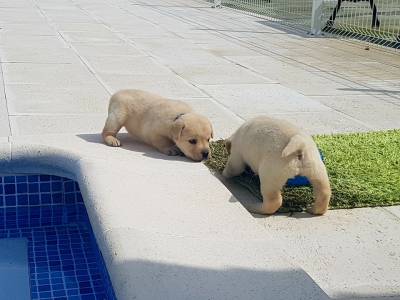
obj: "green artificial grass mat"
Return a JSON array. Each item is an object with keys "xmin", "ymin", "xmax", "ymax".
[{"xmin": 205, "ymin": 130, "xmax": 400, "ymax": 213}]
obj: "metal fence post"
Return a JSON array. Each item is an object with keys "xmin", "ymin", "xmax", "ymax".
[{"xmin": 311, "ymin": 0, "xmax": 324, "ymax": 35}]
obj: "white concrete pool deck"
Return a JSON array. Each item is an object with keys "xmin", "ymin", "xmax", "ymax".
[{"xmin": 0, "ymin": 0, "xmax": 400, "ymax": 299}]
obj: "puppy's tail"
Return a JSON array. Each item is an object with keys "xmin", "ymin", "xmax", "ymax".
[{"xmin": 281, "ymin": 134, "xmax": 307, "ymax": 158}]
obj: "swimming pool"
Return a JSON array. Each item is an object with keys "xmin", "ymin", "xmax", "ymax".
[{"xmin": 0, "ymin": 174, "xmax": 116, "ymax": 300}]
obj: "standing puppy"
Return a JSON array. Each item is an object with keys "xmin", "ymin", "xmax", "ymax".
[
  {"xmin": 222, "ymin": 116, "xmax": 331, "ymax": 215},
  {"xmin": 102, "ymin": 89, "xmax": 213, "ymax": 162}
]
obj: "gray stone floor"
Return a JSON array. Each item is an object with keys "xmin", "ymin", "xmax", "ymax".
[{"xmin": 1, "ymin": 0, "xmax": 400, "ymax": 298}]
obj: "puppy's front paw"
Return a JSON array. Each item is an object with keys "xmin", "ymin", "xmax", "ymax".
[
  {"xmin": 164, "ymin": 145, "xmax": 183, "ymax": 156},
  {"xmin": 104, "ymin": 136, "xmax": 121, "ymax": 147},
  {"xmin": 306, "ymin": 206, "xmax": 328, "ymax": 215}
]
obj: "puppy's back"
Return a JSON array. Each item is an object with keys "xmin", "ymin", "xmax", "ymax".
[{"xmin": 109, "ymin": 89, "xmax": 165, "ymax": 115}]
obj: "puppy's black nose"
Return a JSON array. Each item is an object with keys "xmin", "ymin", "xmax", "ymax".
[{"xmin": 202, "ymin": 150, "xmax": 209, "ymax": 159}]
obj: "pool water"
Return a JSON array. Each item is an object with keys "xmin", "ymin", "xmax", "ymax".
[{"xmin": 0, "ymin": 175, "xmax": 116, "ymax": 300}]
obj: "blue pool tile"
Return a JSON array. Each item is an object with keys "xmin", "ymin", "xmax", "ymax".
[
  {"xmin": 17, "ymin": 183, "xmax": 28, "ymax": 193},
  {"xmin": 5, "ymin": 195, "xmax": 16, "ymax": 206},
  {"xmin": 29, "ymin": 183, "xmax": 39, "ymax": 193},
  {"xmin": 39, "ymin": 291, "xmax": 52, "ymax": 298},
  {"xmin": 40, "ymin": 194, "xmax": 51, "ymax": 205},
  {"xmin": 4, "ymin": 176, "xmax": 16, "ymax": 184},
  {"xmin": 4, "ymin": 184, "xmax": 16, "ymax": 195},
  {"xmin": 39, "ymin": 175, "xmax": 51, "ymax": 182},
  {"xmin": 82, "ymin": 294, "xmax": 96, "ymax": 300},
  {"xmin": 65, "ymin": 193, "xmax": 76, "ymax": 204},
  {"xmin": 51, "ymin": 182, "xmax": 62, "ymax": 192},
  {"xmin": 17, "ymin": 194, "xmax": 29, "ymax": 206},
  {"xmin": 28, "ymin": 175, "xmax": 39, "ymax": 182},
  {"xmin": 16, "ymin": 176, "xmax": 27, "ymax": 183},
  {"xmin": 52, "ymin": 193, "xmax": 63, "ymax": 204},
  {"xmin": 53, "ymin": 290, "xmax": 66, "ymax": 297},
  {"xmin": 29, "ymin": 194, "xmax": 40, "ymax": 206},
  {"xmin": 0, "ymin": 175, "xmax": 116, "ymax": 300},
  {"xmin": 40, "ymin": 183, "xmax": 51, "ymax": 193},
  {"xmin": 77, "ymin": 193, "xmax": 84, "ymax": 203},
  {"xmin": 64, "ymin": 181, "xmax": 75, "ymax": 193}
]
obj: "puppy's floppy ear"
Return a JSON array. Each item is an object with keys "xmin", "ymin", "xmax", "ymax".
[
  {"xmin": 172, "ymin": 119, "xmax": 185, "ymax": 141},
  {"xmin": 225, "ymin": 139, "xmax": 232, "ymax": 155}
]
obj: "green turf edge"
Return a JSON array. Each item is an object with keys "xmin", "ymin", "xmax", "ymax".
[{"xmin": 205, "ymin": 130, "xmax": 400, "ymax": 212}]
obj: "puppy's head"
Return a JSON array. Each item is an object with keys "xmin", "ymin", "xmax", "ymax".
[{"xmin": 172, "ymin": 113, "xmax": 213, "ymax": 162}]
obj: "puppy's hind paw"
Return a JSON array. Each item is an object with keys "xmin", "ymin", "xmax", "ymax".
[{"xmin": 104, "ymin": 136, "xmax": 121, "ymax": 147}]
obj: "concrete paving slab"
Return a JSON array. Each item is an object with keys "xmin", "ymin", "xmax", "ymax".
[
  {"xmin": 106, "ymin": 228, "xmax": 329, "ymax": 300},
  {"xmin": 149, "ymin": 48, "xmax": 227, "ymax": 67},
  {"xmin": 0, "ymin": 47, "xmax": 81, "ymax": 64},
  {"xmin": 201, "ymin": 83, "xmax": 331, "ymax": 119},
  {"xmin": 0, "ymin": 71, "xmax": 10, "ymax": 137},
  {"xmin": 60, "ymin": 31, "xmax": 123, "ymax": 43},
  {"xmin": 311, "ymin": 95, "xmax": 400, "ymax": 130},
  {"xmin": 255, "ymin": 208, "xmax": 400, "ymax": 298},
  {"xmin": 132, "ymin": 37, "xmax": 199, "ymax": 52},
  {"xmin": 43, "ymin": 11, "xmax": 94, "ymax": 23},
  {"xmin": 98, "ymin": 73, "xmax": 206, "ymax": 98},
  {"xmin": 72, "ymin": 43, "xmax": 144, "ymax": 57},
  {"xmin": 5, "ymin": 84, "xmax": 109, "ymax": 114},
  {"xmin": 171, "ymin": 63, "xmax": 272, "ymax": 85},
  {"xmin": 178, "ymin": 97, "xmax": 244, "ymax": 138},
  {"xmin": 199, "ymin": 42, "xmax": 261, "ymax": 57},
  {"xmin": 84, "ymin": 56, "xmax": 173, "ymax": 75},
  {"xmin": 0, "ymin": 34, "xmax": 67, "ymax": 48},
  {"xmin": 2, "ymin": 63, "xmax": 101, "ymax": 86},
  {"xmin": 9, "ymin": 114, "xmax": 105, "ymax": 135},
  {"xmin": 0, "ymin": 0, "xmax": 33, "ymax": 8},
  {"xmin": 0, "ymin": 23, "xmax": 56, "ymax": 35},
  {"xmin": 270, "ymin": 112, "xmax": 372, "ymax": 134},
  {"xmin": 385, "ymin": 206, "xmax": 400, "ymax": 219},
  {"xmin": 0, "ymin": 10, "xmax": 44, "ymax": 24},
  {"xmin": 225, "ymin": 55, "xmax": 366, "ymax": 96},
  {"xmin": 54, "ymin": 23, "xmax": 116, "ymax": 32}
]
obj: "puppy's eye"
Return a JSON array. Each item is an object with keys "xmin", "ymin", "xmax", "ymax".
[
  {"xmin": 207, "ymin": 138, "xmax": 210, "ymax": 142},
  {"xmin": 189, "ymin": 139, "xmax": 197, "ymax": 145}
]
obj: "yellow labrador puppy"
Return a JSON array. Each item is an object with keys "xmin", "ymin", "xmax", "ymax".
[
  {"xmin": 223, "ymin": 116, "xmax": 331, "ymax": 215},
  {"xmin": 102, "ymin": 89, "xmax": 213, "ymax": 162}
]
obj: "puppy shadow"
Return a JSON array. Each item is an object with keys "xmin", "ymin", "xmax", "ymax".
[
  {"xmin": 213, "ymin": 173, "xmax": 316, "ymax": 219},
  {"xmin": 76, "ymin": 133, "xmax": 195, "ymax": 163}
]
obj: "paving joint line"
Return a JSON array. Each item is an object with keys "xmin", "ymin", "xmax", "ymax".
[
  {"xmin": 79, "ymin": 0, "xmax": 245, "ymax": 123},
  {"xmin": 0, "ymin": 62, "xmax": 12, "ymax": 137},
  {"xmin": 30, "ymin": 0, "xmax": 113, "ymax": 97},
  {"xmin": 149, "ymin": 1, "xmax": 399, "ymax": 98}
]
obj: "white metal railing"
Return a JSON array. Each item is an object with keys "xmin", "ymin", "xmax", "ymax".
[
  {"xmin": 213, "ymin": 0, "xmax": 314, "ymax": 29},
  {"xmin": 212, "ymin": 0, "xmax": 400, "ymax": 49},
  {"xmin": 320, "ymin": 0, "xmax": 400, "ymax": 48}
]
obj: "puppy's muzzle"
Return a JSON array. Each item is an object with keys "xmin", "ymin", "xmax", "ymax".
[{"xmin": 202, "ymin": 150, "xmax": 209, "ymax": 160}]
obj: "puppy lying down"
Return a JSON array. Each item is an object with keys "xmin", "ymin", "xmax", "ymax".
[
  {"xmin": 223, "ymin": 116, "xmax": 331, "ymax": 215},
  {"xmin": 102, "ymin": 89, "xmax": 213, "ymax": 162}
]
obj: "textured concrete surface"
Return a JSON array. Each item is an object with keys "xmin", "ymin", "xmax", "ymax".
[
  {"xmin": 0, "ymin": 0, "xmax": 400, "ymax": 299},
  {"xmin": 1, "ymin": 135, "xmax": 330, "ymax": 300}
]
